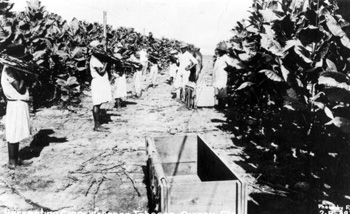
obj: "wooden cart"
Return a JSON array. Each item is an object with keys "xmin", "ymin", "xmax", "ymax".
[
  {"xmin": 146, "ymin": 135, "xmax": 247, "ymax": 214},
  {"xmin": 184, "ymin": 84, "xmax": 216, "ymax": 109}
]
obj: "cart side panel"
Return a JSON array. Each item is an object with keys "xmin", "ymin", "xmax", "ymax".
[
  {"xmin": 197, "ymin": 136, "xmax": 238, "ymax": 181},
  {"xmin": 153, "ymin": 135, "xmax": 198, "ymax": 176},
  {"xmin": 153, "ymin": 135, "xmax": 197, "ymax": 162},
  {"xmin": 168, "ymin": 181, "xmax": 240, "ymax": 213}
]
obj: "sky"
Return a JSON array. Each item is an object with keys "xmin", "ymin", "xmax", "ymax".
[{"xmin": 12, "ymin": 0, "xmax": 252, "ymax": 55}]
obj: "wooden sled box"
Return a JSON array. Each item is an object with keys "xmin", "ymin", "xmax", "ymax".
[
  {"xmin": 184, "ymin": 84, "xmax": 216, "ymax": 109},
  {"xmin": 146, "ymin": 135, "xmax": 247, "ymax": 214}
]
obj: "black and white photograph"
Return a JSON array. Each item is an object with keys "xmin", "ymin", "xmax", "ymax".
[{"xmin": 0, "ymin": 0, "xmax": 350, "ymax": 213}]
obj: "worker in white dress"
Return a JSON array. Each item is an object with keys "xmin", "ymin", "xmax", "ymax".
[
  {"xmin": 89, "ymin": 40, "xmax": 112, "ymax": 131},
  {"xmin": 139, "ymin": 47, "xmax": 149, "ymax": 81},
  {"xmin": 1, "ymin": 44, "xmax": 34, "ymax": 169}
]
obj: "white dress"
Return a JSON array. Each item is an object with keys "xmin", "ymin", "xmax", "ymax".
[
  {"xmin": 169, "ymin": 63, "xmax": 177, "ymax": 79},
  {"xmin": 149, "ymin": 64, "xmax": 158, "ymax": 85},
  {"xmin": 212, "ymin": 54, "xmax": 234, "ymax": 89},
  {"xmin": 1, "ymin": 66, "xmax": 31, "ymax": 143},
  {"xmin": 113, "ymin": 73, "xmax": 127, "ymax": 99},
  {"xmin": 90, "ymin": 55, "xmax": 112, "ymax": 105}
]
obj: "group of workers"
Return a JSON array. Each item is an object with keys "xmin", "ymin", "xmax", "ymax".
[
  {"xmin": 1, "ymin": 39, "xmax": 234, "ymax": 169},
  {"xmin": 89, "ymin": 40, "xmax": 161, "ymax": 132},
  {"xmin": 168, "ymin": 40, "xmax": 235, "ymax": 110}
]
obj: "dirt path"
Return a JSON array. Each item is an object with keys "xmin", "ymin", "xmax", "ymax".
[{"xmin": 0, "ymin": 56, "xmax": 254, "ymax": 213}]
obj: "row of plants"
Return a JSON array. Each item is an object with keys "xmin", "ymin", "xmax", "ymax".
[
  {"xmin": 0, "ymin": 0, "xmax": 190, "ymax": 109},
  {"xmin": 220, "ymin": 0, "xmax": 350, "ymax": 208}
]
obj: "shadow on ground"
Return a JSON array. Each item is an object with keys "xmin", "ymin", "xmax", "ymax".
[{"xmin": 19, "ymin": 129, "xmax": 67, "ymax": 160}]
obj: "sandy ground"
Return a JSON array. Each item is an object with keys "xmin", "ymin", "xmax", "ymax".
[{"xmin": 0, "ymin": 56, "xmax": 255, "ymax": 213}]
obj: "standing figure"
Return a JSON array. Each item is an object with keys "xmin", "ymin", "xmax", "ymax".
[
  {"xmin": 139, "ymin": 47, "xmax": 149, "ymax": 81},
  {"xmin": 212, "ymin": 41, "xmax": 234, "ymax": 109},
  {"xmin": 112, "ymin": 70, "xmax": 127, "ymax": 110},
  {"xmin": 168, "ymin": 50, "xmax": 178, "ymax": 85},
  {"xmin": 89, "ymin": 40, "xmax": 112, "ymax": 131},
  {"xmin": 177, "ymin": 42, "xmax": 198, "ymax": 100},
  {"xmin": 149, "ymin": 55, "xmax": 159, "ymax": 88},
  {"xmin": 130, "ymin": 52, "xmax": 143, "ymax": 98},
  {"xmin": 1, "ymin": 44, "xmax": 33, "ymax": 169}
]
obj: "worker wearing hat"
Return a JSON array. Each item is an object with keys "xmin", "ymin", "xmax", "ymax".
[
  {"xmin": 212, "ymin": 41, "xmax": 235, "ymax": 110},
  {"xmin": 1, "ymin": 44, "xmax": 34, "ymax": 169},
  {"xmin": 176, "ymin": 42, "xmax": 198, "ymax": 100},
  {"xmin": 89, "ymin": 40, "xmax": 112, "ymax": 131}
]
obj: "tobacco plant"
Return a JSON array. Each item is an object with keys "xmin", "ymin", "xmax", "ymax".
[
  {"xmin": 0, "ymin": 0, "xmax": 188, "ymax": 108},
  {"xmin": 223, "ymin": 0, "xmax": 350, "ymax": 206}
]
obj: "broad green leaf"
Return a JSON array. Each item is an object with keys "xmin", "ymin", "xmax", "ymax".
[
  {"xmin": 72, "ymin": 85, "xmax": 81, "ymax": 94},
  {"xmin": 32, "ymin": 50, "xmax": 47, "ymax": 61},
  {"xmin": 312, "ymin": 101, "xmax": 325, "ymax": 110},
  {"xmin": 340, "ymin": 36, "xmax": 350, "ymax": 50},
  {"xmin": 71, "ymin": 47, "xmax": 82, "ymax": 58},
  {"xmin": 324, "ymin": 107, "xmax": 335, "ymax": 119},
  {"xmin": 294, "ymin": 45, "xmax": 312, "ymax": 64},
  {"xmin": 325, "ymin": 14, "xmax": 346, "ymax": 37},
  {"xmin": 70, "ymin": 17, "xmax": 80, "ymax": 35},
  {"xmin": 56, "ymin": 79, "xmax": 66, "ymax": 86},
  {"xmin": 280, "ymin": 64, "xmax": 290, "ymax": 82},
  {"xmin": 259, "ymin": 69, "xmax": 284, "ymax": 82},
  {"xmin": 67, "ymin": 76, "xmax": 78, "ymax": 86},
  {"xmin": 76, "ymin": 66, "xmax": 86, "ymax": 72},
  {"xmin": 235, "ymin": 82, "xmax": 254, "ymax": 91},
  {"xmin": 283, "ymin": 96, "xmax": 308, "ymax": 111},
  {"xmin": 61, "ymin": 94, "xmax": 69, "ymax": 102},
  {"xmin": 323, "ymin": 88, "xmax": 350, "ymax": 104},
  {"xmin": 319, "ymin": 72, "xmax": 350, "ymax": 90},
  {"xmin": 325, "ymin": 59, "xmax": 337, "ymax": 72},
  {"xmin": 260, "ymin": 9, "xmax": 281, "ymax": 22},
  {"xmin": 260, "ymin": 33, "xmax": 284, "ymax": 56},
  {"xmin": 325, "ymin": 117, "xmax": 350, "ymax": 133},
  {"xmin": 310, "ymin": 92, "xmax": 325, "ymax": 101}
]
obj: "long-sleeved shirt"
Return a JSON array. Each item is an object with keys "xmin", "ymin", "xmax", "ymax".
[{"xmin": 212, "ymin": 54, "xmax": 234, "ymax": 89}]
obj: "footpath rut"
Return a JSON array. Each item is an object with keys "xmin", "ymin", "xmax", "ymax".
[{"xmin": 0, "ymin": 56, "xmax": 252, "ymax": 212}]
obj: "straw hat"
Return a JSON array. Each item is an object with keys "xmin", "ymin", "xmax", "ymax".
[
  {"xmin": 180, "ymin": 42, "xmax": 188, "ymax": 49},
  {"xmin": 216, "ymin": 42, "xmax": 227, "ymax": 52}
]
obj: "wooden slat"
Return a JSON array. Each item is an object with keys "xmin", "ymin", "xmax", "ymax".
[
  {"xmin": 169, "ymin": 181, "xmax": 241, "ymax": 213},
  {"xmin": 153, "ymin": 135, "xmax": 198, "ymax": 164},
  {"xmin": 162, "ymin": 162, "xmax": 197, "ymax": 176},
  {"xmin": 167, "ymin": 175, "xmax": 201, "ymax": 183}
]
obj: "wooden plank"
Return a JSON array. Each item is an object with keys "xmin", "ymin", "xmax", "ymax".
[
  {"xmin": 153, "ymin": 135, "xmax": 198, "ymax": 164},
  {"xmin": 162, "ymin": 162, "xmax": 197, "ymax": 176},
  {"xmin": 168, "ymin": 181, "xmax": 241, "ymax": 213},
  {"xmin": 167, "ymin": 175, "xmax": 201, "ymax": 183}
]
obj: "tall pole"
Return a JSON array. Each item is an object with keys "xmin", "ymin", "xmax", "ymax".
[{"xmin": 103, "ymin": 11, "xmax": 107, "ymax": 52}]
